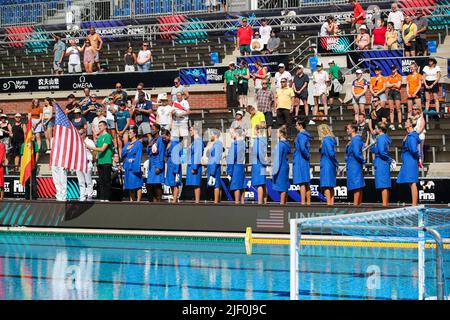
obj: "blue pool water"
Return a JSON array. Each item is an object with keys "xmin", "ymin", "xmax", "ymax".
[{"xmin": 0, "ymin": 232, "xmax": 448, "ymax": 300}]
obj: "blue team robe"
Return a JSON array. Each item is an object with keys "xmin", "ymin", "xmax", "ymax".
[
  {"xmin": 293, "ymin": 130, "xmax": 312, "ymax": 185},
  {"xmin": 227, "ymin": 139, "xmax": 246, "ymax": 191},
  {"xmin": 346, "ymin": 134, "xmax": 366, "ymax": 191},
  {"xmin": 250, "ymin": 137, "xmax": 268, "ymax": 187},
  {"xmin": 207, "ymin": 140, "xmax": 223, "ymax": 189},
  {"xmin": 146, "ymin": 136, "xmax": 166, "ymax": 184},
  {"xmin": 121, "ymin": 140, "xmax": 143, "ymax": 190},
  {"xmin": 370, "ymin": 133, "xmax": 392, "ymax": 189},
  {"xmin": 165, "ymin": 140, "xmax": 183, "ymax": 187},
  {"xmin": 186, "ymin": 137, "xmax": 204, "ymax": 186},
  {"xmin": 272, "ymin": 140, "xmax": 291, "ymax": 192},
  {"xmin": 320, "ymin": 136, "xmax": 339, "ymax": 188},
  {"xmin": 397, "ymin": 131, "xmax": 421, "ymax": 184}
]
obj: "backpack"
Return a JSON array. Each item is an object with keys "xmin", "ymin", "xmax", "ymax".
[{"xmin": 338, "ymin": 70, "xmax": 345, "ymax": 84}]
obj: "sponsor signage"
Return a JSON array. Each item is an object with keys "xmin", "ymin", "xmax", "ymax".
[
  {"xmin": 236, "ymin": 54, "xmax": 289, "ymax": 74},
  {"xmin": 179, "ymin": 66, "xmax": 228, "ymax": 85},
  {"xmin": 317, "ymin": 35, "xmax": 355, "ymax": 54}
]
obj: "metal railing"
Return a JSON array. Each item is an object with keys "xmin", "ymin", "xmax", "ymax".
[{"xmin": 257, "ymin": 0, "xmax": 388, "ymax": 9}]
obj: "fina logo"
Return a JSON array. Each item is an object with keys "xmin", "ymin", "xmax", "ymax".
[
  {"xmin": 2, "ymin": 80, "xmax": 29, "ymax": 91},
  {"xmin": 419, "ymin": 180, "xmax": 435, "ymax": 201},
  {"xmin": 73, "ymin": 75, "xmax": 93, "ymax": 89}
]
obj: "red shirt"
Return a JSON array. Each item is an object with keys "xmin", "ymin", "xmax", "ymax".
[
  {"xmin": 237, "ymin": 26, "xmax": 253, "ymax": 45},
  {"xmin": 373, "ymin": 27, "xmax": 387, "ymax": 46},
  {"xmin": 353, "ymin": 3, "xmax": 365, "ymax": 24}
]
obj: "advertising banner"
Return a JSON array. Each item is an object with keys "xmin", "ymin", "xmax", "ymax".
[
  {"xmin": 179, "ymin": 66, "xmax": 228, "ymax": 85},
  {"xmin": 236, "ymin": 54, "xmax": 289, "ymax": 74},
  {"xmin": 317, "ymin": 35, "xmax": 355, "ymax": 54}
]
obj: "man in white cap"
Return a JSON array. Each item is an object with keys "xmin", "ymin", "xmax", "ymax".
[
  {"xmin": 224, "ymin": 61, "xmax": 239, "ymax": 110},
  {"xmin": 156, "ymin": 93, "xmax": 172, "ymax": 130},
  {"xmin": 275, "ymin": 63, "xmax": 292, "ymax": 89},
  {"xmin": 312, "ymin": 62, "xmax": 329, "ymax": 119},
  {"xmin": 356, "ymin": 24, "xmax": 370, "ymax": 50},
  {"xmin": 328, "ymin": 59, "xmax": 343, "ymax": 108}
]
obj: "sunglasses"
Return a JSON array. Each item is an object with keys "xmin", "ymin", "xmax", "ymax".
[
  {"xmin": 143, "ymin": 44, "xmax": 149, "ymax": 47},
  {"xmin": 116, "ymin": 86, "xmax": 122, "ymax": 88},
  {"xmin": 412, "ymin": 108, "xmax": 419, "ymax": 110}
]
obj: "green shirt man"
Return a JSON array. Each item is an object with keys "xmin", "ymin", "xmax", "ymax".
[
  {"xmin": 328, "ymin": 62, "xmax": 340, "ymax": 80},
  {"xmin": 224, "ymin": 66, "xmax": 238, "ymax": 86},
  {"xmin": 96, "ymin": 132, "xmax": 113, "ymax": 165},
  {"xmin": 237, "ymin": 66, "xmax": 249, "ymax": 84}
]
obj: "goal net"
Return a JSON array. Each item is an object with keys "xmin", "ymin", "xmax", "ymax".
[{"xmin": 290, "ymin": 206, "xmax": 450, "ymax": 300}]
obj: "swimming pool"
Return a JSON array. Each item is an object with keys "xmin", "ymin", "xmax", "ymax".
[{"xmin": 0, "ymin": 232, "xmax": 447, "ymax": 300}]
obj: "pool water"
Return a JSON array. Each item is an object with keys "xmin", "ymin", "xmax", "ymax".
[{"xmin": 0, "ymin": 232, "xmax": 447, "ymax": 300}]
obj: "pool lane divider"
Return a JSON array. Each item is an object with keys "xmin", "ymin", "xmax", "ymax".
[{"xmin": 244, "ymin": 227, "xmax": 450, "ymax": 255}]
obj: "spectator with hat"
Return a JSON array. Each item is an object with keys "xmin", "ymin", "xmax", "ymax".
[
  {"xmin": 328, "ymin": 59, "xmax": 343, "ymax": 109},
  {"xmin": 351, "ymin": 69, "xmax": 369, "ymax": 121},
  {"xmin": 267, "ymin": 30, "xmax": 280, "ymax": 54},
  {"xmin": 275, "ymin": 77, "xmax": 295, "ymax": 128},
  {"xmin": 236, "ymin": 60, "xmax": 250, "ymax": 109},
  {"xmin": 237, "ymin": 17, "xmax": 253, "ymax": 56},
  {"xmin": 293, "ymin": 65, "xmax": 311, "ymax": 120},
  {"xmin": 312, "ymin": 62, "xmax": 329, "ymax": 119},
  {"xmin": 82, "ymin": 93, "xmax": 102, "ymax": 137},
  {"xmin": 274, "ymin": 63, "xmax": 292, "ymax": 89},
  {"xmin": 250, "ymin": 32, "xmax": 263, "ymax": 53},
  {"xmin": 11, "ymin": 113, "xmax": 26, "ymax": 173},
  {"xmin": 414, "ymin": 9, "xmax": 428, "ymax": 56},
  {"xmin": 230, "ymin": 110, "xmax": 249, "ymax": 137},
  {"xmin": 370, "ymin": 65, "xmax": 387, "ymax": 109},
  {"xmin": 224, "ymin": 61, "xmax": 239, "ymax": 110},
  {"xmin": 156, "ymin": 93, "xmax": 172, "ymax": 130},
  {"xmin": 71, "ymin": 108, "xmax": 87, "ymax": 131},
  {"xmin": 386, "ymin": 64, "xmax": 403, "ymax": 130},
  {"xmin": 356, "ymin": 25, "xmax": 370, "ymax": 50}
]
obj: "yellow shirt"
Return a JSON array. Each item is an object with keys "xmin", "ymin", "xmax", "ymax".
[
  {"xmin": 276, "ymin": 87, "xmax": 295, "ymax": 110},
  {"xmin": 250, "ymin": 111, "xmax": 266, "ymax": 138},
  {"xmin": 402, "ymin": 23, "xmax": 417, "ymax": 43}
]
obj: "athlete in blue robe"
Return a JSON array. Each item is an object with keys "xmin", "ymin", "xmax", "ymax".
[
  {"xmin": 121, "ymin": 139, "xmax": 143, "ymax": 190},
  {"xmin": 397, "ymin": 131, "xmax": 421, "ymax": 185},
  {"xmin": 146, "ymin": 136, "xmax": 166, "ymax": 185},
  {"xmin": 293, "ymin": 130, "xmax": 312, "ymax": 185},
  {"xmin": 371, "ymin": 133, "xmax": 392, "ymax": 190},
  {"xmin": 165, "ymin": 139, "xmax": 182, "ymax": 187},
  {"xmin": 186, "ymin": 137, "xmax": 204, "ymax": 187},
  {"xmin": 272, "ymin": 138, "xmax": 291, "ymax": 204},
  {"xmin": 207, "ymin": 139, "xmax": 223, "ymax": 190},
  {"xmin": 227, "ymin": 139, "xmax": 246, "ymax": 204},
  {"xmin": 320, "ymin": 135, "xmax": 339, "ymax": 188},
  {"xmin": 250, "ymin": 137, "xmax": 267, "ymax": 187},
  {"xmin": 345, "ymin": 134, "xmax": 366, "ymax": 192}
]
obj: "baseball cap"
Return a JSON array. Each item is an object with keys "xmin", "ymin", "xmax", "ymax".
[
  {"xmin": 390, "ymin": 64, "xmax": 398, "ymax": 69},
  {"xmin": 236, "ymin": 110, "xmax": 244, "ymax": 117},
  {"xmin": 359, "ymin": 24, "xmax": 367, "ymax": 30},
  {"xmin": 228, "ymin": 61, "xmax": 235, "ymax": 65},
  {"xmin": 74, "ymin": 108, "xmax": 81, "ymax": 113},
  {"xmin": 374, "ymin": 66, "xmax": 381, "ymax": 71},
  {"xmin": 278, "ymin": 63, "xmax": 285, "ymax": 68},
  {"xmin": 14, "ymin": 113, "xmax": 21, "ymax": 117},
  {"xmin": 157, "ymin": 93, "xmax": 168, "ymax": 101},
  {"xmin": 356, "ymin": 69, "xmax": 363, "ymax": 74},
  {"xmin": 328, "ymin": 59, "xmax": 335, "ymax": 64},
  {"xmin": 297, "ymin": 64, "xmax": 304, "ymax": 69},
  {"xmin": 0, "ymin": 114, "xmax": 7, "ymax": 118},
  {"xmin": 67, "ymin": 94, "xmax": 75, "ymax": 99},
  {"xmin": 317, "ymin": 62, "xmax": 323, "ymax": 67}
]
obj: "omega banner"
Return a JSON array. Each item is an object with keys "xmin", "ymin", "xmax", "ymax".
[
  {"xmin": 0, "ymin": 70, "xmax": 178, "ymax": 93},
  {"xmin": 5, "ymin": 176, "xmax": 449, "ymax": 204}
]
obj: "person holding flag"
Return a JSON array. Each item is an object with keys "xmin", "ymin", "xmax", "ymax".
[
  {"xmin": 51, "ymin": 102, "xmax": 89, "ymax": 201},
  {"xmin": 20, "ymin": 115, "xmax": 39, "ymax": 200}
]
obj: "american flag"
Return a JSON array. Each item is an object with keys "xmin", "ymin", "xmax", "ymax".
[
  {"xmin": 50, "ymin": 104, "xmax": 88, "ymax": 173},
  {"xmin": 256, "ymin": 209, "xmax": 285, "ymax": 229}
]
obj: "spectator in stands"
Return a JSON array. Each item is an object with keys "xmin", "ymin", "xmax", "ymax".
[
  {"xmin": 137, "ymin": 42, "xmax": 153, "ymax": 72},
  {"xmin": 81, "ymin": 39, "xmax": 96, "ymax": 73},
  {"xmin": 115, "ymin": 102, "xmax": 131, "ymax": 155},
  {"xmin": 104, "ymin": 96, "xmax": 118, "ymax": 149},
  {"xmin": 370, "ymin": 66, "xmax": 387, "ymax": 109},
  {"xmin": 224, "ymin": 62, "xmax": 239, "ymax": 110},
  {"xmin": 423, "ymin": 57, "xmax": 441, "ymax": 113},
  {"xmin": 29, "ymin": 98, "xmax": 43, "ymax": 152},
  {"xmin": 65, "ymin": 39, "xmax": 82, "ymax": 73},
  {"xmin": 0, "ymin": 114, "xmax": 12, "ymax": 170},
  {"xmin": 252, "ymin": 61, "xmax": 270, "ymax": 94},
  {"xmin": 312, "ymin": 62, "xmax": 329, "ymax": 119},
  {"xmin": 65, "ymin": 94, "xmax": 79, "ymax": 121},
  {"xmin": 207, "ymin": 0, "xmax": 218, "ymax": 13},
  {"xmin": 320, "ymin": 16, "xmax": 338, "ymax": 36},
  {"xmin": 356, "ymin": 25, "xmax": 370, "ymax": 50},
  {"xmin": 275, "ymin": 77, "xmax": 295, "ymax": 128},
  {"xmin": 406, "ymin": 62, "xmax": 422, "ymax": 118},
  {"xmin": 134, "ymin": 82, "xmax": 151, "ymax": 104},
  {"xmin": 111, "ymin": 83, "xmax": 128, "ymax": 105},
  {"xmin": 87, "ymin": 26, "xmax": 103, "ymax": 72},
  {"xmin": 414, "ymin": 9, "xmax": 428, "ymax": 56},
  {"xmin": 412, "ymin": 105, "xmax": 426, "ymax": 168},
  {"xmin": 402, "ymin": 15, "xmax": 417, "ymax": 57},
  {"xmin": 386, "ymin": 64, "xmax": 403, "ymax": 130},
  {"xmin": 366, "ymin": 5, "xmax": 382, "ymax": 34},
  {"xmin": 368, "ymin": 96, "xmax": 389, "ymax": 135},
  {"xmin": 274, "ymin": 63, "xmax": 292, "ymax": 89},
  {"xmin": 256, "ymin": 79, "xmax": 275, "ymax": 137},
  {"xmin": 250, "ymin": 32, "xmax": 263, "ymax": 53},
  {"xmin": 71, "ymin": 108, "xmax": 87, "ymax": 131},
  {"xmin": 230, "ymin": 110, "xmax": 249, "ymax": 138},
  {"xmin": 267, "ymin": 30, "xmax": 280, "ymax": 54},
  {"xmin": 259, "ymin": 19, "xmax": 272, "ymax": 54},
  {"xmin": 156, "ymin": 93, "xmax": 172, "ymax": 131},
  {"xmin": 82, "ymin": 93, "xmax": 102, "ymax": 136},
  {"xmin": 247, "ymin": 105, "xmax": 266, "ymax": 140},
  {"xmin": 349, "ymin": 0, "xmax": 366, "ymax": 34},
  {"xmin": 387, "ymin": 2, "xmax": 404, "ymax": 44},
  {"xmin": 352, "ymin": 69, "xmax": 368, "ymax": 121},
  {"xmin": 124, "ymin": 46, "xmax": 137, "ymax": 72},
  {"xmin": 385, "ymin": 22, "xmax": 399, "ymax": 50},
  {"xmin": 171, "ymin": 92, "xmax": 190, "ymax": 141},
  {"xmin": 293, "ymin": 65, "xmax": 310, "ymax": 120},
  {"xmin": 236, "ymin": 60, "xmax": 250, "ymax": 109},
  {"xmin": 42, "ymin": 98, "xmax": 55, "ymax": 153},
  {"xmin": 220, "ymin": 0, "xmax": 227, "ymax": 11},
  {"xmin": 237, "ymin": 17, "xmax": 253, "ymax": 56},
  {"xmin": 328, "ymin": 59, "xmax": 343, "ymax": 109},
  {"xmin": 92, "ymin": 108, "xmax": 107, "ymax": 141},
  {"xmin": 372, "ymin": 18, "xmax": 387, "ymax": 50},
  {"xmin": 171, "ymin": 77, "xmax": 189, "ymax": 103},
  {"xmin": 134, "ymin": 92, "xmax": 153, "ymax": 141},
  {"xmin": 79, "ymin": 88, "xmax": 91, "ymax": 110},
  {"xmin": 11, "ymin": 113, "xmax": 25, "ymax": 173},
  {"xmin": 53, "ymin": 35, "xmax": 66, "ymax": 75},
  {"xmin": 357, "ymin": 113, "xmax": 370, "ymax": 147}
]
